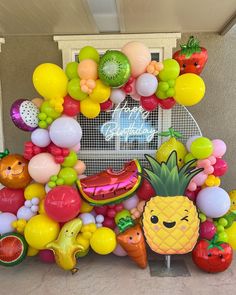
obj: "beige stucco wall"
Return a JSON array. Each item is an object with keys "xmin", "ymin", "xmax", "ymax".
[{"xmin": 0, "ymin": 33, "xmax": 235, "ymax": 190}]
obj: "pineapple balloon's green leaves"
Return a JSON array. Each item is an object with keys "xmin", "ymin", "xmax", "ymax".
[{"xmin": 143, "ymin": 151, "xmax": 203, "ymax": 196}]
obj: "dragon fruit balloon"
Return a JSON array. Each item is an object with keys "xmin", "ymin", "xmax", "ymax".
[{"xmin": 10, "ymin": 99, "xmax": 39, "ymax": 131}]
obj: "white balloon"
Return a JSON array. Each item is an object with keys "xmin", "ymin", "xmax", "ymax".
[
  {"xmin": 49, "ymin": 117, "xmax": 82, "ymax": 148},
  {"xmin": 123, "ymin": 194, "xmax": 139, "ymax": 210},
  {"xmin": 110, "ymin": 89, "xmax": 126, "ymax": 104},
  {"xmin": 17, "ymin": 206, "xmax": 36, "ymax": 221},
  {"xmin": 79, "ymin": 213, "xmax": 96, "ymax": 225},
  {"xmin": 0, "ymin": 213, "xmax": 17, "ymax": 234},
  {"xmin": 136, "ymin": 73, "xmax": 158, "ymax": 97},
  {"xmin": 196, "ymin": 187, "xmax": 230, "ymax": 218},
  {"xmin": 31, "ymin": 128, "xmax": 51, "ymax": 147},
  {"xmin": 45, "ymin": 184, "xmax": 52, "ymax": 193},
  {"xmin": 96, "ymin": 214, "xmax": 104, "ymax": 223}
]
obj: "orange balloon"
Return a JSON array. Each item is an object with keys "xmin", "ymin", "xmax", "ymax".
[
  {"xmin": 77, "ymin": 59, "xmax": 98, "ymax": 80},
  {"xmin": 73, "ymin": 160, "xmax": 86, "ymax": 175},
  {"xmin": 31, "ymin": 98, "xmax": 44, "ymax": 108},
  {"xmin": 0, "ymin": 154, "xmax": 31, "ymax": 189}
]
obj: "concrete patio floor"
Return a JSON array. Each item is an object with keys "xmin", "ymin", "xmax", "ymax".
[{"xmin": 0, "ymin": 252, "xmax": 235, "ymax": 295}]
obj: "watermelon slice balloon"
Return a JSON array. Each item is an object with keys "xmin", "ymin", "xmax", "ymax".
[{"xmin": 0, "ymin": 233, "xmax": 28, "ymax": 267}]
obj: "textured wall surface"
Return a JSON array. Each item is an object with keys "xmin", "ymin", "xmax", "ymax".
[{"xmin": 0, "ymin": 33, "xmax": 235, "ymax": 189}]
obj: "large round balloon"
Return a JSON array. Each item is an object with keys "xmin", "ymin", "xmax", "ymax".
[
  {"xmin": 28, "ymin": 153, "xmax": 60, "ymax": 184},
  {"xmin": 0, "ymin": 154, "xmax": 31, "ymax": 189},
  {"xmin": 190, "ymin": 137, "xmax": 213, "ymax": 159},
  {"xmin": 174, "ymin": 73, "xmax": 205, "ymax": 106},
  {"xmin": 90, "ymin": 227, "xmax": 116, "ymax": 255},
  {"xmin": 98, "ymin": 50, "xmax": 131, "ymax": 87},
  {"xmin": 121, "ymin": 42, "xmax": 151, "ymax": 78},
  {"xmin": 79, "ymin": 46, "xmax": 100, "ymax": 63},
  {"xmin": 80, "ymin": 98, "xmax": 101, "ymax": 119},
  {"xmin": 196, "ymin": 187, "xmax": 230, "ymax": 218},
  {"xmin": 89, "ymin": 80, "xmax": 111, "ymax": 103},
  {"xmin": 33, "ymin": 63, "xmax": 68, "ymax": 100},
  {"xmin": 10, "ymin": 99, "xmax": 39, "ymax": 131},
  {"xmin": 0, "ymin": 188, "xmax": 25, "ymax": 214},
  {"xmin": 159, "ymin": 59, "xmax": 180, "ymax": 81},
  {"xmin": 136, "ymin": 73, "xmax": 158, "ymax": 97},
  {"xmin": 225, "ymin": 222, "xmax": 236, "ymax": 250},
  {"xmin": 24, "ymin": 214, "xmax": 60, "ymax": 250},
  {"xmin": 45, "ymin": 186, "xmax": 82, "ymax": 222},
  {"xmin": 78, "ymin": 59, "xmax": 98, "ymax": 80},
  {"xmin": 49, "ymin": 117, "xmax": 82, "ymax": 148}
]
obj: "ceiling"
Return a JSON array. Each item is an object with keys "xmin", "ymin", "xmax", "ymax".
[{"xmin": 0, "ymin": 0, "xmax": 235, "ymax": 35}]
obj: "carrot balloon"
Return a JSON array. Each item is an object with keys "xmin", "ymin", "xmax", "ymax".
[{"xmin": 116, "ymin": 213, "xmax": 147, "ymax": 269}]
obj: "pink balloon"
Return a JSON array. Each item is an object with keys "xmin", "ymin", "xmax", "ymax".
[
  {"xmin": 136, "ymin": 73, "xmax": 158, "ymax": 97},
  {"xmin": 213, "ymin": 158, "xmax": 228, "ymax": 177},
  {"xmin": 192, "ymin": 172, "xmax": 208, "ymax": 186},
  {"xmin": 186, "ymin": 136, "xmax": 201, "ymax": 152},
  {"xmin": 74, "ymin": 160, "xmax": 86, "ymax": 175},
  {"xmin": 212, "ymin": 139, "xmax": 227, "ymax": 157},
  {"xmin": 208, "ymin": 155, "xmax": 216, "ymax": 165},
  {"xmin": 122, "ymin": 42, "xmax": 151, "ymax": 78},
  {"xmin": 113, "ymin": 243, "xmax": 127, "ymax": 257},
  {"xmin": 188, "ymin": 182, "xmax": 197, "ymax": 192},
  {"xmin": 28, "ymin": 153, "xmax": 60, "ymax": 184},
  {"xmin": 70, "ymin": 142, "xmax": 81, "ymax": 152},
  {"xmin": 199, "ymin": 220, "xmax": 216, "ymax": 240},
  {"xmin": 129, "ymin": 79, "xmax": 141, "ymax": 101},
  {"xmin": 39, "ymin": 249, "xmax": 55, "ymax": 263}
]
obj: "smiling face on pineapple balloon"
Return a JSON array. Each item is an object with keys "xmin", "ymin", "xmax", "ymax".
[{"xmin": 0, "ymin": 154, "xmax": 31, "ymax": 189}]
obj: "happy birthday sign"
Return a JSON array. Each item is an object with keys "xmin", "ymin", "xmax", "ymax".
[{"xmin": 100, "ymin": 102, "xmax": 159, "ymax": 142}]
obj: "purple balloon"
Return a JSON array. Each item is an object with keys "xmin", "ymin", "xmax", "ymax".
[{"xmin": 10, "ymin": 99, "xmax": 39, "ymax": 131}]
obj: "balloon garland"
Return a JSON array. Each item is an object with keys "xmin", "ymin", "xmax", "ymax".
[{"xmin": 0, "ymin": 36, "xmax": 234, "ymax": 274}]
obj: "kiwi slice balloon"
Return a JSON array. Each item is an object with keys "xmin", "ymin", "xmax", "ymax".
[{"xmin": 98, "ymin": 50, "xmax": 131, "ymax": 88}]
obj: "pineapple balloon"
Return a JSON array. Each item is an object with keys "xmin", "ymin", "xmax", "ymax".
[{"xmin": 142, "ymin": 151, "xmax": 202, "ymax": 255}]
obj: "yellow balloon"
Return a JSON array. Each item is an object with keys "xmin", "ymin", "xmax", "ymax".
[
  {"xmin": 80, "ymin": 98, "xmax": 101, "ymax": 119},
  {"xmin": 80, "ymin": 200, "xmax": 94, "ymax": 213},
  {"xmin": 174, "ymin": 73, "xmax": 205, "ymax": 106},
  {"xmin": 33, "ymin": 63, "xmax": 68, "ymax": 100},
  {"xmin": 27, "ymin": 246, "xmax": 39, "ymax": 257},
  {"xmin": 77, "ymin": 234, "xmax": 90, "ymax": 250},
  {"xmin": 24, "ymin": 183, "xmax": 46, "ymax": 200},
  {"xmin": 46, "ymin": 219, "xmax": 84, "ymax": 271},
  {"xmin": 225, "ymin": 222, "xmax": 236, "ymax": 250},
  {"xmin": 24, "ymin": 214, "xmax": 60, "ymax": 250},
  {"xmin": 89, "ymin": 80, "xmax": 111, "ymax": 103},
  {"xmin": 90, "ymin": 227, "xmax": 116, "ymax": 255},
  {"xmin": 39, "ymin": 199, "xmax": 46, "ymax": 214}
]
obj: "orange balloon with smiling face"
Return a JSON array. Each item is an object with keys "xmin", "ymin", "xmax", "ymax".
[{"xmin": 0, "ymin": 154, "xmax": 31, "ymax": 189}]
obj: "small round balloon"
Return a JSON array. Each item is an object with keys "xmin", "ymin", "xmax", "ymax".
[
  {"xmin": 90, "ymin": 227, "xmax": 116, "ymax": 255},
  {"xmin": 80, "ymin": 98, "xmax": 101, "ymax": 119},
  {"xmin": 78, "ymin": 46, "xmax": 100, "ymax": 63},
  {"xmin": 136, "ymin": 73, "xmax": 158, "ymax": 97},
  {"xmin": 190, "ymin": 137, "xmax": 213, "ymax": 159},
  {"xmin": 159, "ymin": 59, "xmax": 180, "ymax": 81},
  {"xmin": 31, "ymin": 128, "xmax": 51, "ymax": 147},
  {"xmin": 110, "ymin": 89, "xmax": 126, "ymax": 104}
]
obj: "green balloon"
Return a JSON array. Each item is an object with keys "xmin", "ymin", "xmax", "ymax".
[
  {"xmin": 159, "ymin": 59, "xmax": 180, "ymax": 82},
  {"xmin": 184, "ymin": 153, "xmax": 196, "ymax": 165},
  {"xmin": 65, "ymin": 62, "xmax": 79, "ymax": 80},
  {"xmin": 40, "ymin": 101, "xmax": 61, "ymax": 119},
  {"xmin": 155, "ymin": 89, "xmax": 168, "ymax": 100},
  {"xmin": 166, "ymin": 87, "xmax": 175, "ymax": 97},
  {"xmin": 114, "ymin": 209, "xmax": 131, "ymax": 225},
  {"xmin": 158, "ymin": 81, "xmax": 169, "ymax": 92},
  {"xmin": 58, "ymin": 167, "xmax": 77, "ymax": 185},
  {"xmin": 62, "ymin": 151, "xmax": 77, "ymax": 167},
  {"xmin": 168, "ymin": 80, "xmax": 176, "ymax": 87},
  {"xmin": 190, "ymin": 137, "xmax": 213, "ymax": 159},
  {"xmin": 79, "ymin": 46, "xmax": 100, "ymax": 64},
  {"xmin": 68, "ymin": 78, "xmax": 88, "ymax": 101}
]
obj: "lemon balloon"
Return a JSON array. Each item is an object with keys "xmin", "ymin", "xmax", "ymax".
[
  {"xmin": 24, "ymin": 183, "xmax": 46, "ymax": 200},
  {"xmin": 225, "ymin": 222, "xmax": 236, "ymax": 250},
  {"xmin": 90, "ymin": 227, "xmax": 116, "ymax": 255},
  {"xmin": 89, "ymin": 80, "xmax": 111, "ymax": 103},
  {"xmin": 229, "ymin": 190, "xmax": 236, "ymax": 213},
  {"xmin": 174, "ymin": 73, "xmax": 205, "ymax": 106},
  {"xmin": 156, "ymin": 137, "xmax": 187, "ymax": 168},
  {"xmin": 80, "ymin": 98, "xmax": 101, "ymax": 119},
  {"xmin": 33, "ymin": 63, "xmax": 68, "ymax": 100},
  {"xmin": 24, "ymin": 214, "xmax": 60, "ymax": 250}
]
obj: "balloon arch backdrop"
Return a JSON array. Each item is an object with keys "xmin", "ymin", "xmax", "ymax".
[{"xmin": 0, "ymin": 36, "xmax": 234, "ymax": 275}]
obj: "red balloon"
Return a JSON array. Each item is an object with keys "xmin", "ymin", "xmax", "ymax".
[
  {"xmin": 140, "ymin": 95, "xmax": 159, "ymax": 111},
  {"xmin": 136, "ymin": 179, "xmax": 156, "ymax": 201},
  {"xmin": 45, "ymin": 186, "xmax": 82, "ymax": 222},
  {"xmin": 0, "ymin": 187, "xmax": 25, "ymax": 214},
  {"xmin": 63, "ymin": 95, "xmax": 80, "ymax": 117},
  {"xmin": 103, "ymin": 217, "xmax": 116, "ymax": 229},
  {"xmin": 158, "ymin": 97, "xmax": 176, "ymax": 110},
  {"xmin": 213, "ymin": 158, "xmax": 228, "ymax": 177},
  {"xmin": 94, "ymin": 205, "xmax": 108, "ymax": 215},
  {"xmin": 100, "ymin": 99, "xmax": 113, "ymax": 111},
  {"xmin": 39, "ymin": 249, "xmax": 55, "ymax": 264}
]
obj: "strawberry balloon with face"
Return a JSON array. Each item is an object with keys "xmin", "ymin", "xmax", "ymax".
[{"xmin": 0, "ymin": 149, "xmax": 31, "ymax": 189}]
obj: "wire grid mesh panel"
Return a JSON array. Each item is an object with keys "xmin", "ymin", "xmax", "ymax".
[{"xmin": 78, "ymin": 97, "xmax": 202, "ymax": 175}]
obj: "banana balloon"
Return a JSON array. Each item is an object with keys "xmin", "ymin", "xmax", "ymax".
[{"xmin": 46, "ymin": 218, "xmax": 84, "ymax": 273}]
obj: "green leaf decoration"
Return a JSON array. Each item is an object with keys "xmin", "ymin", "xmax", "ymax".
[
  {"xmin": 165, "ymin": 166, "xmax": 180, "ymax": 195},
  {"xmin": 166, "ymin": 151, "xmax": 178, "ymax": 171},
  {"xmin": 143, "ymin": 168, "xmax": 168, "ymax": 196},
  {"xmin": 145, "ymin": 154, "xmax": 162, "ymax": 175},
  {"xmin": 180, "ymin": 36, "xmax": 202, "ymax": 58},
  {"xmin": 0, "ymin": 149, "xmax": 9, "ymax": 159},
  {"xmin": 158, "ymin": 127, "xmax": 182, "ymax": 139},
  {"xmin": 118, "ymin": 217, "xmax": 134, "ymax": 233}
]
